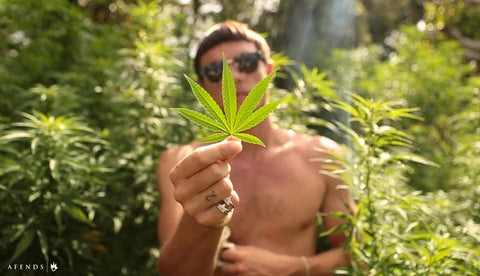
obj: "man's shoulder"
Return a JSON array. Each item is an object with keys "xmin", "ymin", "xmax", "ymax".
[{"xmin": 287, "ymin": 130, "xmax": 340, "ymax": 153}]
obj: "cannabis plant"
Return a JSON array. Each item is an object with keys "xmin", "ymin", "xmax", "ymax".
[
  {"xmin": 0, "ymin": 112, "xmax": 110, "ymax": 274},
  {"xmin": 318, "ymin": 94, "xmax": 480, "ymax": 275},
  {"xmin": 172, "ymin": 58, "xmax": 285, "ymax": 146}
]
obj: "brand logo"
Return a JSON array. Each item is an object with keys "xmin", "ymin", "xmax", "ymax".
[
  {"xmin": 50, "ymin": 262, "xmax": 58, "ymax": 272},
  {"xmin": 6, "ymin": 261, "xmax": 59, "ymax": 273},
  {"xmin": 6, "ymin": 263, "xmax": 45, "ymax": 271}
]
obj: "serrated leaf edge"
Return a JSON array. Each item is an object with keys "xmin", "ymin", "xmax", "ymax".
[
  {"xmin": 234, "ymin": 70, "xmax": 276, "ymax": 130},
  {"xmin": 222, "ymin": 57, "xmax": 236, "ymax": 131},
  {"xmin": 233, "ymin": 133, "xmax": 265, "ymax": 146},
  {"xmin": 171, "ymin": 108, "xmax": 227, "ymax": 132},
  {"xmin": 184, "ymin": 75, "xmax": 228, "ymax": 130},
  {"xmin": 202, "ymin": 132, "xmax": 230, "ymax": 143},
  {"xmin": 235, "ymin": 97, "xmax": 285, "ymax": 133}
]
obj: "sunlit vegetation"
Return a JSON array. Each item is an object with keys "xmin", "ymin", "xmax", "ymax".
[{"xmin": 0, "ymin": 0, "xmax": 478, "ymax": 275}]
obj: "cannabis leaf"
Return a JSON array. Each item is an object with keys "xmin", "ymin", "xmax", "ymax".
[{"xmin": 171, "ymin": 58, "xmax": 285, "ymax": 146}]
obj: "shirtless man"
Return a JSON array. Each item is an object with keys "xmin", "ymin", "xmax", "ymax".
[{"xmin": 157, "ymin": 20, "xmax": 355, "ymax": 276}]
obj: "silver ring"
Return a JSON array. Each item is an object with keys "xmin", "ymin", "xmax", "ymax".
[{"xmin": 217, "ymin": 196, "xmax": 235, "ymax": 215}]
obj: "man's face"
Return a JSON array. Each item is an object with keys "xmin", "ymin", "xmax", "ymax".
[{"xmin": 199, "ymin": 40, "xmax": 274, "ymax": 109}]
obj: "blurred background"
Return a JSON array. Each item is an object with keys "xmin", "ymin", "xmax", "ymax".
[{"xmin": 0, "ymin": 0, "xmax": 479, "ymax": 275}]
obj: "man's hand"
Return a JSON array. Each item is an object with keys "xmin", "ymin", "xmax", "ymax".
[
  {"xmin": 219, "ymin": 246, "xmax": 303, "ymax": 276},
  {"xmin": 169, "ymin": 139, "xmax": 242, "ymax": 228}
]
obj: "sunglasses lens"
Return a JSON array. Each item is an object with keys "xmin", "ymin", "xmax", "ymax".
[
  {"xmin": 203, "ymin": 62, "xmax": 222, "ymax": 82},
  {"xmin": 235, "ymin": 53, "xmax": 260, "ymax": 73},
  {"xmin": 201, "ymin": 52, "xmax": 263, "ymax": 83}
]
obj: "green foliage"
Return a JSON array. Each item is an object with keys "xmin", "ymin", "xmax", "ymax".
[
  {"xmin": 320, "ymin": 94, "xmax": 480, "ymax": 275},
  {"xmin": 0, "ymin": 1, "xmax": 194, "ymax": 275},
  {"xmin": 271, "ymin": 52, "xmax": 341, "ymax": 138},
  {"xmin": 0, "ymin": 0, "xmax": 478, "ymax": 275},
  {"xmin": 172, "ymin": 60, "xmax": 284, "ymax": 146},
  {"xmin": 327, "ymin": 25, "xmax": 479, "ymax": 192},
  {"xmin": 0, "ymin": 112, "xmax": 109, "ymax": 273},
  {"xmin": 313, "ymin": 24, "xmax": 480, "ymax": 275}
]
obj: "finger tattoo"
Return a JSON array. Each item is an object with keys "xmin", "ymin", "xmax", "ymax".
[{"xmin": 205, "ymin": 190, "xmax": 217, "ymax": 201}]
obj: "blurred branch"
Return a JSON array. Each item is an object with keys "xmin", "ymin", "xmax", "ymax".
[
  {"xmin": 465, "ymin": 0, "xmax": 480, "ymax": 5},
  {"xmin": 443, "ymin": 25, "xmax": 480, "ymax": 60}
]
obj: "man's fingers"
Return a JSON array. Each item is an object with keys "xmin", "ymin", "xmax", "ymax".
[
  {"xmin": 170, "ymin": 140, "xmax": 242, "ymax": 180},
  {"xmin": 181, "ymin": 177, "xmax": 234, "ymax": 216},
  {"xmin": 220, "ymin": 263, "xmax": 240, "ymax": 275},
  {"xmin": 194, "ymin": 190, "xmax": 240, "ymax": 227},
  {"xmin": 219, "ymin": 247, "xmax": 243, "ymax": 275},
  {"xmin": 220, "ymin": 246, "xmax": 240, "ymax": 263},
  {"xmin": 173, "ymin": 162, "xmax": 231, "ymax": 202},
  {"xmin": 168, "ymin": 139, "xmax": 242, "ymax": 228}
]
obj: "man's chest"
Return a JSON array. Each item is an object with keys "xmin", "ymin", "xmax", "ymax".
[{"xmin": 228, "ymin": 155, "xmax": 326, "ymax": 242}]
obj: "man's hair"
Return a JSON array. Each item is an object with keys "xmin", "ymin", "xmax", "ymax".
[{"xmin": 194, "ymin": 20, "xmax": 271, "ymax": 80}]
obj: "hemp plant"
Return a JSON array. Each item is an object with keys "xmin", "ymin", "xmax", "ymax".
[
  {"xmin": 314, "ymin": 94, "xmax": 479, "ymax": 275},
  {"xmin": 171, "ymin": 58, "xmax": 284, "ymax": 146}
]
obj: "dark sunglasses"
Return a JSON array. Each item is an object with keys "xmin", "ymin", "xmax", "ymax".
[{"xmin": 200, "ymin": 51, "xmax": 265, "ymax": 83}]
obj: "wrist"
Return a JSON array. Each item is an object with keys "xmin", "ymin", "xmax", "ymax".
[
  {"xmin": 300, "ymin": 256, "xmax": 310, "ymax": 276},
  {"xmin": 181, "ymin": 213, "xmax": 225, "ymax": 235},
  {"xmin": 283, "ymin": 255, "xmax": 310, "ymax": 276}
]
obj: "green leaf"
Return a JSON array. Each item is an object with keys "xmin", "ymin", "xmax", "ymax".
[
  {"xmin": 235, "ymin": 98, "xmax": 285, "ymax": 132},
  {"xmin": 222, "ymin": 57, "xmax": 237, "ymax": 130},
  {"xmin": 54, "ymin": 204, "xmax": 63, "ymax": 230},
  {"xmin": 65, "ymin": 204, "xmax": 94, "ymax": 226},
  {"xmin": 202, "ymin": 133, "xmax": 230, "ymax": 143},
  {"xmin": 392, "ymin": 154, "xmax": 439, "ymax": 167},
  {"xmin": 184, "ymin": 75, "xmax": 228, "ymax": 130},
  {"xmin": 233, "ymin": 133, "xmax": 265, "ymax": 146},
  {"xmin": 234, "ymin": 70, "xmax": 276, "ymax": 130},
  {"xmin": 0, "ymin": 131, "xmax": 32, "ymax": 142},
  {"xmin": 37, "ymin": 230, "xmax": 49, "ymax": 263},
  {"xmin": 318, "ymin": 222, "xmax": 350, "ymax": 237},
  {"xmin": 171, "ymin": 108, "xmax": 226, "ymax": 132},
  {"xmin": 172, "ymin": 58, "xmax": 282, "ymax": 146},
  {"xmin": 8, "ymin": 229, "xmax": 35, "ymax": 263}
]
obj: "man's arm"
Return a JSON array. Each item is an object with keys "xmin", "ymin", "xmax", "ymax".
[
  {"xmin": 307, "ymin": 139, "xmax": 356, "ymax": 275},
  {"xmin": 157, "ymin": 140, "xmax": 242, "ymax": 276},
  {"xmin": 219, "ymin": 245, "xmax": 349, "ymax": 276},
  {"xmin": 306, "ymin": 173, "xmax": 356, "ymax": 275}
]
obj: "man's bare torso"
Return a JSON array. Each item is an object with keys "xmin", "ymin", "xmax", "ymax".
[{"xmin": 170, "ymin": 128, "xmax": 334, "ymax": 256}]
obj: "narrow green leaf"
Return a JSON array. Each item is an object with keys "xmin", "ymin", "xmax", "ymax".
[
  {"xmin": 184, "ymin": 75, "xmax": 228, "ymax": 130},
  {"xmin": 235, "ymin": 98, "xmax": 285, "ymax": 133},
  {"xmin": 222, "ymin": 57, "xmax": 237, "ymax": 130},
  {"xmin": 233, "ymin": 133, "xmax": 265, "ymax": 146},
  {"xmin": 392, "ymin": 154, "xmax": 439, "ymax": 166},
  {"xmin": 202, "ymin": 133, "xmax": 230, "ymax": 143},
  {"xmin": 8, "ymin": 229, "xmax": 35, "ymax": 263},
  {"xmin": 37, "ymin": 230, "xmax": 49, "ymax": 263},
  {"xmin": 333, "ymin": 101, "xmax": 360, "ymax": 118},
  {"xmin": 9, "ymin": 224, "xmax": 26, "ymax": 243},
  {"xmin": 0, "ymin": 132, "xmax": 32, "ymax": 141},
  {"xmin": 318, "ymin": 222, "xmax": 350, "ymax": 237},
  {"xmin": 234, "ymin": 70, "xmax": 276, "ymax": 130},
  {"xmin": 54, "ymin": 205, "xmax": 62, "ymax": 230},
  {"xmin": 171, "ymin": 108, "xmax": 226, "ymax": 132},
  {"xmin": 65, "ymin": 204, "xmax": 94, "ymax": 226}
]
